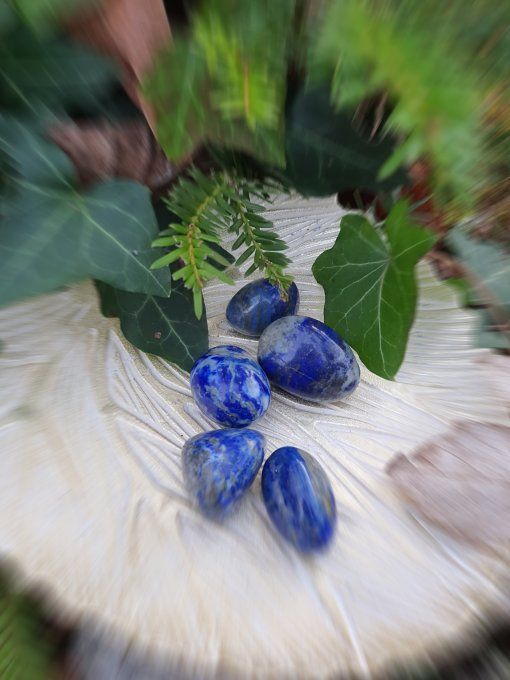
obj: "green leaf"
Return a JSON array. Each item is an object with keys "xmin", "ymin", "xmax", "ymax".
[
  {"xmin": 9, "ymin": 0, "xmax": 96, "ymax": 34},
  {"xmin": 0, "ymin": 179, "xmax": 172, "ymax": 306},
  {"xmin": 0, "ymin": 114, "xmax": 74, "ymax": 185},
  {"xmin": 309, "ymin": 0, "xmax": 490, "ymax": 211},
  {"xmin": 285, "ymin": 86, "xmax": 406, "ymax": 196},
  {"xmin": 95, "ymin": 282, "xmax": 208, "ymax": 371},
  {"xmin": 144, "ymin": 1, "xmax": 293, "ymax": 167},
  {"xmin": 313, "ymin": 202, "xmax": 436, "ymax": 379},
  {"xmin": 0, "ymin": 28, "xmax": 116, "ymax": 114},
  {"xmin": 0, "ymin": 569, "xmax": 53, "ymax": 679},
  {"xmin": 476, "ymin": 310, "xmax": 510, "ymax": 350},
  {"xmin": 143, "ymin": 37, "xmax": 209, "ymax": 161},
  {"xmin": 0, "ymin": 118, "xmax": 171, "ymax": 307},
  {"xmin": 285, "ymin": 86, "xmax": 406, "ymax": 197},
  {"xmin": 0, "ymin": 3, "xmax": 17, "ymax": 35},
  {"xmin": 194, "ymin": 0, "xmax": 294, "ymax": 128},
  {"xmin": 446, "ymin": 228, "xmax": 510, "ymax": 350}
]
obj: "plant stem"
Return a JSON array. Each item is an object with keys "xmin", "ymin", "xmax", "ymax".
[
  {"xmin": 184, "ymin": 181, "xmax": 225, "ymax": 289},
  {"xmin": 233, "ymin": 197, "xmax": 288, "ymax": 295}
]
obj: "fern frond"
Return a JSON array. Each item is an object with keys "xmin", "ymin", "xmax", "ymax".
[
  {"xmin": 151, "ymin": 169, "xmax": 292, "ymax": 318},
  {"xmin": 151, "ymin": 169, "xmax": 234, "ymax": 319},
  {"xmin": 227, "ymin": 180, "xmax": 292, "ymax": 291}
]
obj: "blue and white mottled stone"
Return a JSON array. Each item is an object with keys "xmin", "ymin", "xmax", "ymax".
[
  {"xmin": 258, "ymin": 315, "xmax": 360, "ymax": 402},
  {"xmin": 226, "ymin": 279, "xmax": 299, "ymax": 337},
  {"xmin": 183, "ymin": 429, "xmax": 265, "ymax": 516},
  {"xmin": 261, "ymin": 446, "xmax": 336, "ymax": 552},
  {"xmin": 190, "ymin": 346, "xmax": 271, "ymax": 428}
]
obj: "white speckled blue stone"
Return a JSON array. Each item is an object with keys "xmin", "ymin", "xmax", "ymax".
[
  {"xmin": 262, "ymin": 446, "xmax": 336, "ymax": 552},
  {"xmin": 258, "ymin": 315, "xmax": 360, "ymax": 402},
  {"xmin": 226, "ymin": 279, "xmax": 299, "ymax": 337},
  {"xmin": 190, "ymin": 346, "xmax": 271, "ymax": 428},
  {"xmin": 183, "ymin": 429, "xmax": 265, "ymax": 516}
]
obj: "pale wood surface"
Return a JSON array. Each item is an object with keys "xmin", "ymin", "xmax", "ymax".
[{"xmin": 0, "ymin": 195, "xmax": 508, "ymax": 678}]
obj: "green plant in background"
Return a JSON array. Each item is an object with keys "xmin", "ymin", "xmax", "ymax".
[
  {"xmin": 309, "ymin": 0, "xmax": 487, "ymax": 212},
  {"xmin": 313, "ymin": 201, "xmax": 437, "ymax": 379},
  {"xmin": 0, "ymin": 0, "xmax": 509, "ymax": 381},
  {"xmin": 1, "ymin": 3, "xmax": 510, "ymax": 678},
  {"xmin": 447, "ymin": 226, "xmax": 510, "ymax": 350},
  {"xmin": 144, "ymin": 0, "xmax": 296, "ymax": 165}
]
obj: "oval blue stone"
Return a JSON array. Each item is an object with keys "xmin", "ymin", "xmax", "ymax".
[
  {"xmin": 258, "ymin": 315, "xmax": 360, "ymax": 402},
  {"xmin": 226, "ymin": 279, "xmax": 299, "ymax": 337},
  {"xmin": 183, "ymin": 429, "xmax": 265, "ymax": 516},
  {"xmin": 261, "ymin": 446, "xmax": 336, "ymax": 551},
  {"xmin": 190, "ymin": 345, "xmax": 271, "ymax": 428}
]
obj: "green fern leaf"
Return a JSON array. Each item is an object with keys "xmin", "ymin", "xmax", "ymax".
[
  {"xmin": 151, "ymin": 169, "xmax": 292, "ymax": 317},
  {"xmin": 227, "ymin": 180, "xmax": 291, "ymax": 291},
  {"xmin": 151, "ymin": 170, "xmax": 235, "ymax": 318}
]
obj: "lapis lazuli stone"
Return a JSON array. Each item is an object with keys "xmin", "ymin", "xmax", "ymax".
[
  {"xmin": 261, "ymin": 446, "xmax": 336, "ymax": 552},
  {"xmin": 190, "ymin": 345, "xmax": 271, "ymax": 428},
  {"xmin": 183, "ymin": 429, "xmax": 265, "ymax": 516},
  {"xmin": 226, "ymin": 279, "xmax": 299, "ymax": 337},
  {"xmin": 258, "ymin": 315, "xmax": 360, "ymax": 402}
]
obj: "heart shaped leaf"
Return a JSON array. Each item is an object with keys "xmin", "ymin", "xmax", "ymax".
[
  {"xmin": 95, "ymin": 281, "xmax": 208, "ymax": 371},
  {"xmin": 313, "ymin": 201, "xmax": 435, "ymax": 379},
  {"xmin": 0, "ymin": 28, "xmax": 116, "ymax": 114},
  {"xmin": 0, "ymin": 117, "xmax": 171, "ymax": 307}
]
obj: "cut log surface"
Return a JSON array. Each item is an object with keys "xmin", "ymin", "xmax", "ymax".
[{"xmin": 0, "ymin": 195, "xmax": 509, "ymax": 679}]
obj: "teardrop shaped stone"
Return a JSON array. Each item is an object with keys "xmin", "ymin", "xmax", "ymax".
[
  {"xmin": 262, "ymin": 446, "xmax": 336, "ymax": 551},
  {"xmin": 190, "ymin": 346, "xmax": 271, "ymax": 428},
  {"xmin": 226, "ymin": 279, "xmax": 299, "ymax": 337},
  {"xmin": 258, "ymin": 315, "xmax": 360, "ymax": 402},
  {"xmin": 183, "ymin": 429, "xmax": 265, "ymax": 516}
]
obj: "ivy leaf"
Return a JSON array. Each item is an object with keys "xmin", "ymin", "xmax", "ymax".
[
  {"xmin": 0, "ymin": 118, "xmax": 171, "ymax": 307},
  {"xmin": 476, "ymin": 310, "xmax": 510, "ymax": 350},
  {"xmin": 9, "ymin": 0, "xmax": 95, "ymax": 33},
  {"xmin": 0, "ymin": 3, "xmax": 16, "ymax": 35},
  {"xmin": 0, "ymin": 113, "xmax": 74, "ymax": 185},
  {"xmin": 95, "ymin": 281, "xmax": 208, "ymax": 372},
  {"xmin": 285, "ymin": 86, "xmax": 406, "ymax": 196},
  {"xmin": 0, "ymin": 28, "xmax": 116, "ymax": 114},
  {"xmin": 313, "ymin": 202, "xmax": 436, "ymax": 379}
]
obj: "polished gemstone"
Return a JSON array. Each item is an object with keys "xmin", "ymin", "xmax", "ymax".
[
  {"xmin": 183, "ymin": 429, "xmax": 265, "ymax": 515},
  {"xmin": 261, "ymin": 446, "xmax": 336, "ymax": 552},
  {"xmin": 226, "ymin": 279, "xmax": 299, "ymax": 337},
  {"xmin": 258, "ymin": 315, "xmax": 360, "ymax": 402},
  {"xmin": 190, "ymin": 345, "xmax": 271, "ymax": 428}
]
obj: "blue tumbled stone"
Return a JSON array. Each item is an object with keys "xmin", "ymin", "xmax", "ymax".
[
  {"xmin": 226, "ymin": 279, "xmax": 299, "ymax": 337},
  {"xmin": 190, "ymin": 345, "xmax": 271, "ymax": 428},
  {"xmin": 258, "ymin": 315, "xmax": 360, "ymax": 402},
  {"xmin": 183, "ymin": 429, "xmax": 265, "ymax": 515},
  {"xmin": 261, "ymin": 446, "xmax": 336, "ymax": 552}
]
